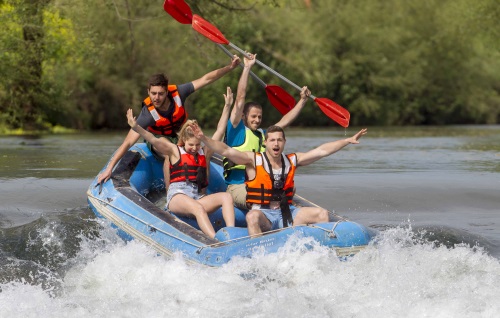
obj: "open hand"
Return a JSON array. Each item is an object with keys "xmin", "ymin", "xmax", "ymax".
[
  {"xmin": 126, "ymin": 109, "xmax": 137, "ymax": 128},
  {"xmin": 346, "ymin": 128, "xmax": 368, "ymax": 144},
  {"xmin": 189, "ymin": 122, "xmax": 204, "ymax": 139},
  {"xmin": 97, "ymin": 169, "xmax": 111, "ymax": 184},
  {"xmin": 224, "ymin": 86, "xmax": 233, "ymax": 107}
]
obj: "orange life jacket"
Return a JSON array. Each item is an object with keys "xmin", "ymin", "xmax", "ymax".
[
  {"xmin": 144, "ymin": 85, "xmax": 187, "ymax": 136},
  {"xmin": 170, "ymin": 146, "xmax": 208, "ymax": 189},
  {"xmin": 246, "ymin": 152, "xmax": 296, "ymax": 205}
]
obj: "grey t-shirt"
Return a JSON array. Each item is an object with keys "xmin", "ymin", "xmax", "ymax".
[{"xmin": 136, "ymin": 82, "xmax": 195, "ymax": 129}]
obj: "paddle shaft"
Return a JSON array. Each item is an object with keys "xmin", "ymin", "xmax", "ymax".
[
  {"xmin": 226, "ymin": 43, "xmax": 318, "ymax": 99},
  {"xmin": 216, "ymin": 44, "xmax": 268, "ymax": 88},
  {"xmin": 191, "ymin": 15, "xmax": 349, "ymax": 125},
  {"xmin": 163, "ymin": 6, "xmax": 349, "ymax": 125},
  {"xmin": 222, "ymin": 43, "xmax": 350, "ymax": 125},
  {"xmin": 217, "ymin": 43, "xmax": 296, "ymax": 115}
]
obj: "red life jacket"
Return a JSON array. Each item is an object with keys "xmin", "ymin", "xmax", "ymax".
[
  {"xmin": 170, "ymin": 146, "xmax": 208, "ymax": 189},
  {"xmin": 246, "ymin": 152, "xmax": 296, "ymax": 205},
  {"xmin": 144, "ymin": 85, "xmax": 187, "ymax": 136}
]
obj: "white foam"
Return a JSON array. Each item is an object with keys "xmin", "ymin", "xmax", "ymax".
[{"xmin": 1, "ymin": 226, "xmax": 499, "ymax": 318}]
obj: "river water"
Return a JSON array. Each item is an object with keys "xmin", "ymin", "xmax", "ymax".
[{"xmin": 1, "ymin": 126, "xmax": 499, "ymax": 317}]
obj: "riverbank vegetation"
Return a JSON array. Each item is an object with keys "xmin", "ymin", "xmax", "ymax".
[{"xmin": 1, "ymin": 0, "xmax": 499, "ymax": 133}]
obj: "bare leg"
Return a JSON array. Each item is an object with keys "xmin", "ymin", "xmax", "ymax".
[
  {"xmin": 169, "ymin": 194, "xmax": 215, "ymax": 238},
  {"xmin": 292, "ymin": 207, "xmax": 329, "ymax": 225},
  {"xmin": 198, "ymin": 192, "xmax": 235, "ymax": 227},
  {"xmin": 246, "ymin": 209, "xmax": 272, "ymax": 236}
]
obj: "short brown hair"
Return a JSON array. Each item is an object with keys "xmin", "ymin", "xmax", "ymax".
[
  {"xmin": 265, "ymin": 125, "xmax": 286, "ymax": 140},
  {"xmin": 148, "ymin": 73, "xmax": 169, "ymax": 89},
  {"xmin": 243, "ymin": 102, "xmax": 262, "ymax": 116}
]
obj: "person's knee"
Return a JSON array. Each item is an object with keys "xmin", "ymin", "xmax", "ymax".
[
  {"xmin": 221, "ymin": 192, "xmax": 234, "ymax": 204},
  {"xmin": 191, "ymin": 203, "xmax": 207, "ymax": 217},
  {"xmin": 246, "ymin": 210, "xmax": 260, "ymax": 225},
  {"xmin": 317, "ymin": 208, "xmax": 329, "ymax": 222}
]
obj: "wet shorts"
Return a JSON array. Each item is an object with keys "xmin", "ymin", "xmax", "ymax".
[
  {"xmin": 251, "ymin": 204, "xmax": 299, "ymax": 230},
  {"xmin": 165, "ymin": 182, "xmax": 202, "ymax": 210}
]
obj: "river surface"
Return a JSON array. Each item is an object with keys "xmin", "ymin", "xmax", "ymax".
[{"xmin": 1, "ymin": 126, "xmax": 499, "ymax": 317}]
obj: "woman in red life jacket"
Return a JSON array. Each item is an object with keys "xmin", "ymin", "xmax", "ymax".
[{"xmin": 126, "ymin": 108, "xmax": 236, "ymax": 239}]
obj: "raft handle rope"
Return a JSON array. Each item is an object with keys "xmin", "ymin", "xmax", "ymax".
[
  {"xmin": 195, "ymin": 227, "xmax": 289, "ymax": 253},
  {"xmin": 198, "ymin": 222, "xmax": 345, "ymax": 253},
  {"xmin": 329, "ymin": 221, "xmax": 341, "ymax": 238}
]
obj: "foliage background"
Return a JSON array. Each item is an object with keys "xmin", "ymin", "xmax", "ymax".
[{"xmin": 0, "ymin": 0, "xmax": 499, "ymax": 133}]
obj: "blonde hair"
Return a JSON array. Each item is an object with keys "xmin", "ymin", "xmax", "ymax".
[{"xmin": 177, "ymin": 119, "xmax": 198, "ymax": 146}]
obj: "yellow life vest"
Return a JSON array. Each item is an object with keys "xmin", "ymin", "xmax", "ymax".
[{"xmin": 224, "ymin": 127, "xmax": 265, "ymax": 176}]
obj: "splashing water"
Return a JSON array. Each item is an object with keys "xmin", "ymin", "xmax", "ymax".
[{"xmin": 1, "ymin": 222, "xmax": 499, "ymax": 318}]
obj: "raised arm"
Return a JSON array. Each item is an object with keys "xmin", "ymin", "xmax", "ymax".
[
  {"xmin": 191, "ymin": 55, "xmax": 240, "ymax": 91},
  {"xmin": 190, "ymin": 122, "xmax": 253, "ymax": 166},
  {"xmin": 229, "ymin": 53, "xmax": 256, "ymax": 128},
  {"xmin": 274, "ymin": 86, "xmax": 311, "ymax": 128},
  {"xmin": 126, "ymin": 109, "xmax": 176, "ymax": 156},
  {"xmin": 296, "ymin": 128, "xmax": 368, "ymax": 166},
  {"xmin": 212, "ymin": 86, "xmax": 233, "ymax": 141}
]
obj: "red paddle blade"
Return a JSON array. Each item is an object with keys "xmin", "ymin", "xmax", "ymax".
[
  {"xmin": 163, "ymin": 0, "xmax": 193, "ymax": 24},
  {"xmin": 192, "ymin": 14, "xmax": 230, "ymax": 45},
  {"xmin": 314, "ymin": 97, "xmax": 350, "ymax": 127},
  {"xmin": 265, "ymin": 85, "xmax": 296, "ymax": 115}
]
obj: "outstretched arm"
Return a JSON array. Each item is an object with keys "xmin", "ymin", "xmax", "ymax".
[
  {"xmin": 191, "ymin": 55, "xmax": 240, "ymax": 91},
  {"xmin": 126, "ymin": 109, "xmax": 176, "ymax": 156},
  {"xmin": 190, "ymin": 122, "xmax": 253, "ymax": 166},
  {"xmin": 212, "ymin": 86, "xmax": 233, "ymax": 141},
  {"xmin": 296, "ymin": 128, "xmax": 368, "ymax": 166},
  {"xmin": 274, "ymin": 86, "xmax": 311, "ymax": 128},
  {"xmin": 97, "ymin": 129, "xmax": 140, "ymax": 183},
  {"xmin": 229, "ymin": 52, "xmax": 256, "ymax": 128}
]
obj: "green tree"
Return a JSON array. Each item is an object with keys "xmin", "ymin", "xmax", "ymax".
[
  {"xmin": 1, "ymin": 0, "xmax": 498, "ymax": 132},
  {"xmin": 0, "ymin": 0, "xmax": 51, "ymax": 130}
]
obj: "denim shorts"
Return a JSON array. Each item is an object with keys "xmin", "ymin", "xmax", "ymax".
[
  {"xmin": 165, "ymin": 182, "xmax": 202, "ymax": 210},
  {"xmin": 251, "ymin": 204, "xmax": 299, "ymax": 230}
]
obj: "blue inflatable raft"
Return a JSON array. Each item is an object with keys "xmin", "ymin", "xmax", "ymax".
[{"xmin": 87, "ymin": 143, "xmax": 375, "ymax": 266}]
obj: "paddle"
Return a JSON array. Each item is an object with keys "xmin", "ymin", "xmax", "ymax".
[
  {"xmin": 216, "ymin": 44, "xmax": 295, "ymax": 115},
  {"xmin": 191, "ymin": 14, "xmax": 350, "ymax": 127},
  {"xmin": 162, "ymin": 0, "xmax": 295, "ymax": 115},
  {"xmin": 162, "ymin": 0, "xmax": 350, "ymax": 126}
]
